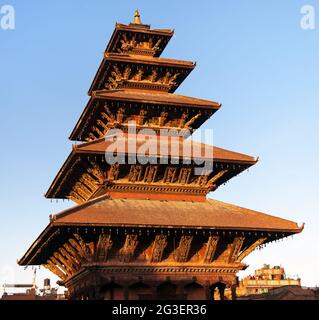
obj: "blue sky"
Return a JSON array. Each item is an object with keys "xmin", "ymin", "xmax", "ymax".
[{"xmin": 0, "ymin": 0, "xmax": 318, "ymax": 292}]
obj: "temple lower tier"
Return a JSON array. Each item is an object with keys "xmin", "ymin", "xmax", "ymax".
[
  {"xmin": 64, "ymin": 266, "xmax": 236, "ymax": 300},
  {"xmin": 18, "ymin": 196, "xmax": 302, "ymax": 300}
]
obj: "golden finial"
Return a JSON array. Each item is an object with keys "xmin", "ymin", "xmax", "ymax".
[{"xmin": 133, "ymin": 9, "xmax": 142, "ymax": 24}]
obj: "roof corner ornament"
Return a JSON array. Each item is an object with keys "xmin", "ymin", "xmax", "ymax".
[{"xmin": 133, "ymin": 9, "xmax": 142, "ymax": 24}]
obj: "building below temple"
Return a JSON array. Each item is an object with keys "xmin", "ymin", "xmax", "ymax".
[
  {"xmin": 237, "ymin": 264, "xmax": 301, "ymax": 297},
  {"xmin": 238, "ymin": 285, "xmax": 319, "ymax": 300},
  {"xmin": 1, "ymin": 278, "xmax": 66, "ymax": 300}
]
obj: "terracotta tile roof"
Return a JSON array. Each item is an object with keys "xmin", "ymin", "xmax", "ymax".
[
  {"xmin": 53, "ymin": 195, "xmax": 302, "ymax": 233},
  {"xmin": 18, "ymin": 197, "xmax": 302, "ymax": 265},
  {"xmin": 94, "ymin": 89, "xmax": 221, "ymax": 109},
  {"xmin": 104, "ymin": 53, "xmax": 195, "ymax": 67},
  {"xmin": 112, "ymin": 23, "xmax": 174, "ymax": 36},
  {"xmin": 239, "ymin": 286, "xmax": 319, "ymax": 300},
  {"xmin": 45, "ymin": 137, "xmax": 256, "ymax": 198},
  {"xmin": 74, "ymin": 136, "xmax": 257, "ymax": 164}
]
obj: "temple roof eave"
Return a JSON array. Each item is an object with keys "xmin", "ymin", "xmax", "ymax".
[
  {"xmin": 88, "ymin": 55, "xmax": 196, "ymax": 96},
  {"xmin": 44, "ymin": 150, "xmax": 78, "ymax": 198},
  {"xmin": 105, "ymin": 23, "xmax": 174, "ymax": 55},
  {"xmin": 113, "ymin": 23, "xmax": 174, "ymax": 36},
  {"xmin": 103, "ymin": 53, "xmax": 196, "ymax": 67},
  {"xmin": 51, "ymin": 221, "xmax": 303, "ymax": 235},
  {"xmin": 69, "ymin": 90, "xmax": 221, "ymax": 141},
  {"xmin": 18, "ymin": 222, "xmax": 303, "ymax": 266},
  {"xmin": 50, "ymin": 195, "xmax": 303, "ymax": 233},
  {"xmin": 18, "ymin": 196, "xmax": 303, "ymax": 266},
  {"xmin": 93, "ymin": 90, "xmax": 220, "ymax": 108},
  {"xmin": 18, "ymin": 222, "xmax": 57, "ymax": 266},
  {"xmin": 45, "ymin": 137, "xmax": 257, "ymax": 199}
]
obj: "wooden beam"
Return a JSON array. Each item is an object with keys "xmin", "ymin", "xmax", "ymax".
[
  {"xmin": 174, "ymin": 235, "xmax": 193, "ymax": 262},
  {"xmin": 44, "ymin": 261, "xmax": 66, "ymax": 281},
  {"xmin": 207, "ymin": 169, "xmax": 229, "ymax": 186},
  {"xmin": 120, "ymin": 234, "xmax": 139, "ymax": 262},
  {"xmin": 96, "ymin": 234, "xmax": 113, "ymax": 262},
  {"xmin": 53, "ymin": 252, "xmax": 75, "ymax": 275},
  {"xmin": 203, "ymin": 236, "xmax": 219, "ymax": 263},
  {"xmin": 87, "ymin": 161, "xmax": 105, "ymax": 184},
  {"xmin": 49, "ymin": 257, "xmax": 69, "ymax": 276},
  {"xmin": 59, "ymin": 247, "xmax": 80, "ymax": 266},
  {"xmin": 80, "ymin": 173, "xmax": 99, "ymax": 192},
  {"xmin": 69, "ymin": 234, "xmax": 91, "ymax": 262},
  {"xmin": 150, "ymin": 235, "xmax": 168, "ymax": 262},
  {"xmin": 236, "ymin": 237, "xmax": 267, "ymax": 262},
  {"xmin": 229, "ymin": 237, "xmax": 245, "ymax": 263}
]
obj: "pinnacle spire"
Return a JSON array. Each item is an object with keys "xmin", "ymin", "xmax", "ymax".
[{"xmin": 133, "ymin": 9, "xmax": 142, "ymax": 24}]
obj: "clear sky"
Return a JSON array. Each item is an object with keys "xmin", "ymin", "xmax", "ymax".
[{"xmin": 0, "ymin": 0, "xmax": 318, "ymax": 293}]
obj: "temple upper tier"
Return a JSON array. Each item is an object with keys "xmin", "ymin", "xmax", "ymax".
[
  {"xmin": 88, "ymin": 13, "xmax": 193, "ymax": 95},
  {"xmin": 69, "ymin": 90, "xmax": 221, "ymax": 141},
  {"xmin": 105, "ymin": 11, "xmax": 174, "ymax": 57}
]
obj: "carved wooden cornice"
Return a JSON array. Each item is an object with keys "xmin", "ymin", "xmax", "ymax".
[
  {"xmin": 105, "ymin": 183, "xmax": 209, "ymax": 196},
  {"xmin": 96, "ymin": 266, "xmax": 242, "ymax": 274}
]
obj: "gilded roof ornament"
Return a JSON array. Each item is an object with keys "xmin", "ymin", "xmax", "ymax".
[{"xmin": 133, "ymin": 9, "xmax": 142, "ymax": 24}]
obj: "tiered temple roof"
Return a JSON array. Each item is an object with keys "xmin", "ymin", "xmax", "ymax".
[
  {"xmin": 45, "ymin": 136, "xmax": 257, "ymax": 203},
  {"xmin": 19, "ymin": 195, "xmax": 302, "ymax": 267},
  {"xmin": 69, "ymin": 90, "xmax": 221, "ymax": 141},
  {"xmin": 19, "ymin": 11, "xmax": 302, "ymax": 300}
]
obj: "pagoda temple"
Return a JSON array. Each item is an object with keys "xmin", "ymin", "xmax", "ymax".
[{"xmin": 19, "ymin": 11, "xmax": 303, "ymax": 300}]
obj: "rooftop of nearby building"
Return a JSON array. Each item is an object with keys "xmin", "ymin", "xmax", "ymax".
[{"xmin": 238, "ymin": 286, "xmax": 319, "ymax": 300}]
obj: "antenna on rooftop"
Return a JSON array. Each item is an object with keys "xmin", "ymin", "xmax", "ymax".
[{"xmin": 32, "ymin": 267, "xmax": 37, "ymax": 290}]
